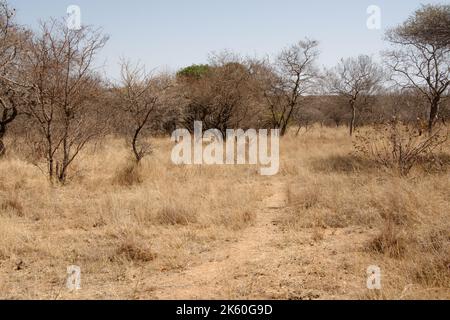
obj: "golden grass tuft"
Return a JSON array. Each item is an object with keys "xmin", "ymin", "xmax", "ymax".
[
  {"xmin": 114, "ymin": 236, "xmax": 157, "ymax": 262},
  {"xmin": 156, "ymin": 204, "xmax": 198, "ymax": 225},
  {"xmin": 1, "ymin": 198, "xmax": 24, "ymax": 217},
  {"xmin": 112, "ymin": 161, "xmax": 143, "ymax": 186},
  {"xmin": 367, "ymin": 220, "xmax": 408, "ymax": 258}
]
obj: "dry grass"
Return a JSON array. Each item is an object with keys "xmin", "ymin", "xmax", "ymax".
[
  {"xmin": 156, "ymin": 204, "xmax": 198, "ymax": 226},
  {"xmin": 113, "ymin": 234, "xmax": 157, "ymax": 263},
  {"xmin": 113, "ymin": 161, "xmax": 144, "ymax": 186},
  {"xmin": 0, "ymin": 126, "xmax": 448, "ymax": 299},
  {"xmin": 279, "ymin": 126, "xmax": 449, "ymax": 299}
]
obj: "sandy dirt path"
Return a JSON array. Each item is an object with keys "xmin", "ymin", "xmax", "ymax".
[{"xmin": 144, "ymin": 181, "xmax": 288, "ymax": 299}]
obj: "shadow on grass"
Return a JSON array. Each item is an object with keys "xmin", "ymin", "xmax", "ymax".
[
  {"xmin": 310, "ymin": 152, "xmax": 450, "ymax": 175},
  {"xmin": 417, "ymin": 153, "xmax": 450, "ymax": 174},
  {"xmin": 309, "ymin": 153, "xmax": 378, "ymax": 174}
]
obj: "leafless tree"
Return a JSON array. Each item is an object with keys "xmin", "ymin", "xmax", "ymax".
[
  {"xmin": 0, "ymin": 0, "xmax": 28, "ymax": 156},
  {"xmin": 0, "ymin": 0, "xmax": 18, "ymax": 74},
  {"xmin": 325, "ymin": 55, "xmax": 384, "ymax": 136},
  {"xmin": 384, "ymin": 5, "xmax": 450, "ymax": 134},
  {"xmin": 354, "ymin": 118, "xmax": 448, "ymax": 176},
  {"xmin": 116, "ymin": 60, "xmax": 170, "ymax": 163},
  {"xmin": 263, "ymin": 39, "xmax": 319, "ymax": 136},
  {"xmin": 22, "ymin": 19, "xmax": 108, "ymax": 183},
  {"xmin": 0, "ymin": 89, "xmax": 16, "ymax": 156}
]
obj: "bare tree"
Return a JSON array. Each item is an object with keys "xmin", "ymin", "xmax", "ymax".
[
  {"xmin": 0, "ymin": 0, "xmax": 28, "ymax": 156},
  {"xmin": 22, "ymin": 19, "xmax": 108, "ymax": 183},
  {"xmin": 0, "ymin": 89, "xmax": 16, "ymax": 156},
  {"xmin": 116, "ymin": 60, "xmax": 170, "ymax": 163},
  {"xmin": 385, "ymin": 5, "xmax": 450, "ymax": 134},
  {"xmin": 263, "ymin": 39, "xmax": 319, "ymax": 136},
  {"xmin": 0, "ymin": 0, "xmax": 18, "ymax": 74},
  {"xmin": 326, "ymin": 55, "xmax": 384, "ymax": 136}
]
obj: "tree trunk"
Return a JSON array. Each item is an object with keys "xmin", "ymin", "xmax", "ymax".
[
  {"xmin": 0, "ymin": 139, "xmax": 5, "ymax": 157},
  {"xmin": 59, "ymin": 137, "xmax": 70, "ymax": 184},
  {"xmin": 0, "ymin": 124, "xmax": 6, "ymax": 158},
  {"xmin": 280, "ymin": 124, "xmax": 288, "ymax": 137},
  {"xmin": 132, "ymin": 128, "xmax": 142, "ymax": 163},
  {"xmin": 0, "ymin": 105, "xmax": 18, "ymax": 157},
  {"xmin": 349, "ymin": 102, "xmax": 356, "ymax": 136},
  {"xmin": 428, "ymin": 99, "xmax": 440, "ymax": 135},
  {"xmin": 0, "ymin": 128, "xmax": 5, "ymax": 157},
  {"xmin": 47, "ymin": 135, "xmax": 54, "ymax": 181},
  {"xmin": 48, "ymin": 158, "xmax": 54, "ymax": 181},
  {"xmin": 58, "ymin": 163, "xmax": 67, "ymax": 184}
]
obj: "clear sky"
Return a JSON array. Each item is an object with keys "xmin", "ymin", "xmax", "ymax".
[{"xmin": 9, "ymin": 0, "xmax": 445, "ymax": 79}]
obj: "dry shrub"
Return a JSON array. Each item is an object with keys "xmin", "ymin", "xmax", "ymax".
[
  {"xmin": 418, "ymin": 152, "xmax": 450, "ymax": 173},
  {"xmin": 229, "ymin": 210, "xmax": 256, "ymax": 230},
  {"xmin": 157, "ymin": 204, "xmax": 197, "ymax": 225},
  {"xmin": 114, "ymin": 237, "xmax": 157, "ymax": 262},
  {"xmin": 410, "ymin": 228, "xmax": 450, "ymax": 287},
  {"xmin": 368, "ymin": 183, "xmax": 418, "ymax": 227},
  {"xmin": 288, "ymin": 184, "xmax": 320, "ymax": 210},
  {"xmin": 367, "ymin": 219, "xmax": 408, "ymax": 258},
  {"xmin": 113, "ymin": 161, "xmax": 143, "ymax": 186},
  {"xmin": 412, "ymin": 255, "xmax": 450, "ymax": 288},
  {"xmin": 211, "ymin": 210, "xmax": 256, "ymax": 230},
  {"xmin": 0, "ymin": 198, "xmax": 24, "ymax": 217},
  {"xmin": 412, "ymin": 259, "xmax": 449, "ymax": 288},
  {"xmin": 354, "ymin": 120, "xmax": 448, "ymax": 176}
]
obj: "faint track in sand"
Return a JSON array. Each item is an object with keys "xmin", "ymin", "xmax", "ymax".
[{"xmin": 145, "ymin": 181, "xmax": 288, "ymax": 299}]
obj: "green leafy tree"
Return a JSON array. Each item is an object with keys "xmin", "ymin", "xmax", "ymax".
[{"xmin": 176, "ymin": 64, "xmax": 210, "ymax": 80}]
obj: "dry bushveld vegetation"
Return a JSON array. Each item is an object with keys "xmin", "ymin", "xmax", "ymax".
[
  {"xmin": 281, "ymin": 127, "xmax": 449, "ymax": 299},
  {"xmin": 0, "ymin": 126, "xmax": 449, "ymax": 299},
  {"xmin": 0, "ymin": 1, "xmax": 449, "ymax": 300},
  {"xmin": 0, "ymin": 137, "xmax": 265, "ymax": 298}
]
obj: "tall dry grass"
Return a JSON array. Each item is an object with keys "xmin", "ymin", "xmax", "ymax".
[
  {"xmin": 281, "ymin": 126, "xmax": 449, "ymax": 299},
  {"xmin": 0, "ymin": 136, "xmax": 265, "ymax": 298},
  {"xmin": 0, "ymin": 126, "xmax": 448, "ymax": 299}
]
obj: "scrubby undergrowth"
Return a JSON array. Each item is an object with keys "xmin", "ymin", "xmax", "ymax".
[{"xmin": 0, "ymin": 126, "xmax": 448, "ymax": 299}]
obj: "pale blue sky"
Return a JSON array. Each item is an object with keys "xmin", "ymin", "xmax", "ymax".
[{"xmin": 9, "ymin": 0, "xmax": 445, "ymax": 79}]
